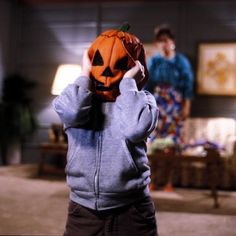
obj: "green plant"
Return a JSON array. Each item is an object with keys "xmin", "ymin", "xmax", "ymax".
[{"xmin": 0, "ymin": 73, "xmax": 38, "ymax": 165}]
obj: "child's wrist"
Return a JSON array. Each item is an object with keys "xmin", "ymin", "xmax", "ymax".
[
  {"xmin": 74, "ymin": 76, "xmax": 92, "ymax": 91},
  {"xmin": 119, "ymin": 77, "xmax": 138, "ymax": 93},
  {"xmin": 80, "ymin": 69, "xmax": 90, "ymax": 78}
]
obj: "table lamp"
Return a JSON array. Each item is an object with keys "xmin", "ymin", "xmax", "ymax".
[
  {"xmin": 51, "ymin": 64, "xmax": 82, "ymax": 95},
  {"xmin": 51, "ymin": 64, "xmax": 81, "ymax": 143}
]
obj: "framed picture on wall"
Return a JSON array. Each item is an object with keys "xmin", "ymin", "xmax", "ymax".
[{"xmin": 197, "ymin": 43, "xmax": 236, "ymax": 95}]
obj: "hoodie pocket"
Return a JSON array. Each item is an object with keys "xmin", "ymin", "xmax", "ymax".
[
  {"xmin": 66, "ymin": 143, "xmax": 95, "ymax": 192},
  {"xmin": 121, "ymin": 140, "xmax": 139, "ymax": 174},
  {"xmin": 65, "ymin": 129, "xmax": 96, "ymax": 192},
  {"xmin": 99, "ymin": 138, "xmax": 140, "ymax": 193},
  {"xmin": 65, "ymin": 129, "xmax": 78, "ymax": 173},
  {"xmin": 65, "ymin": 144, "xmax": 80, "ymax": 173}
]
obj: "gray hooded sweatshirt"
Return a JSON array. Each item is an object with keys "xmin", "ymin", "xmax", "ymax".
[{"xmin": 53, "ymin": 75, "xmax": 158, "ymax": 211}]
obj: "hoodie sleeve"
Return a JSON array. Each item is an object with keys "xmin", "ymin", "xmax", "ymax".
[
  {"xmin": 52, "ymin": 76, "xmax": 93, "ymax": 130},
  {"xmin": 115, "ymin": 77, "xmax": 159, "ymax": 143}
]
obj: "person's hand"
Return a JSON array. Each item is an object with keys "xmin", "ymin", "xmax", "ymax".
[
  {"xmin": 81, "ymin": 50, "xmax": 91, "ymax": 77},
  {"xmin": 181, "ymin": 99, "xmax": 191, "ymax": 120},
  {"xmin": 123, "ymin": 60, "xmax": 145, "ymax": 83}
]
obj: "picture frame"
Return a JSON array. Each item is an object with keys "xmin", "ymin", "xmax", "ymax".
[{"xmin": 197, "ymin": 43, "xmax": 236, "ymax": 96}]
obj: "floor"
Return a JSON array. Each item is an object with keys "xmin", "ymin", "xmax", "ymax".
[{"xmin": 0, "ymin": 164, "xmax": 236, "ymax": 236}]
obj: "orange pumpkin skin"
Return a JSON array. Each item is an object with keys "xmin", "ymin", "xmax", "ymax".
[{"xmin": 88, "ymin": 29, "xmax": 149, "ymax": 101}]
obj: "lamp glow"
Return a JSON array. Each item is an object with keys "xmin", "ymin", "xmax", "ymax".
[{"xmin": 51, "ymin": 64, "xmax": 82, "ymax": 95}]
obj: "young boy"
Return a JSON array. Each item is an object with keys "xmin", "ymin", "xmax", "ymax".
[{"xmin": 53, "ymin": 28, "xmax": 159, "ymax": 236}]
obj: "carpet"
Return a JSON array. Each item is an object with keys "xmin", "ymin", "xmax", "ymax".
[{"xmin": 0, "ymin": 164, "xmax": 235, "ymax": 236}]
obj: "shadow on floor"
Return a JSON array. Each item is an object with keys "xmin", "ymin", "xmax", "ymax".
[{"xmin": 151, "ymin": 189, "xmax": 236, "ymax": 216}]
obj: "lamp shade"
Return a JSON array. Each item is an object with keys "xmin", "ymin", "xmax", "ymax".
[{"xmin": 51, "ymin": 64, "xmax": 82, "ymax": 95}]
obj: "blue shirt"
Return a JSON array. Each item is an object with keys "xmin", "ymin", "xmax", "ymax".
[{"xmin": 145, "ymin": 53, "xmax": 194, "ymax": 99}]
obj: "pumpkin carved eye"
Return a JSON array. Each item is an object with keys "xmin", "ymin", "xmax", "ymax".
[
  {"xmin": 114, "ymin": 56, "xmax": 128, "ymax": 71},
  {"xmin": 92, "ymin": 50, "xmax": 104, "ymax": 66}
]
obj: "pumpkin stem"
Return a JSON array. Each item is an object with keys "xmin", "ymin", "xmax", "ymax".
[{"xmin": 118, "ymin": 23, "xmax": 130, "ymax": 32}]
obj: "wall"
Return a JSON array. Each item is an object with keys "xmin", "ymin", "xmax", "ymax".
[
  {"xmin": 0, "ymin": 0, "xmax": 14, "ymax": 97},
  {"xmin": 17, "ymin": 2, "xmax": 100, "ymax": 162},
  {"xmin": 0, "ymin": 0, "xmax": 18, "ymax": 165},
  {"xmin": 13, "ymin": 1, "xmax": 236, "ymax": 163}
]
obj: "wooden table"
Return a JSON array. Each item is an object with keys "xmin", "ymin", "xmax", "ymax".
[
  {"xmin": 148, "ymin": 148, "xmax": 222, "ymax": 208},
  {"xmin": 38, "ymin": 143, "xmax": 68, "ymax": 176}
]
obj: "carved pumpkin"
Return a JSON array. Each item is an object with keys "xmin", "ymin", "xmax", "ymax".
[{"xmin": 88, "ymin": 24, "xmax": 149, "ymax": 101}]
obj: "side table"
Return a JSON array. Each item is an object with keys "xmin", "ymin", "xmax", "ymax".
[{"xmin": 38, "ymin": 142, "xmax": 68, "ymax": 176}]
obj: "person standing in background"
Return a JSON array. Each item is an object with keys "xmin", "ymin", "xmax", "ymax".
[
  {"xmin": 145, "ymin": 25, "xmax": 194, "ymax": 145},
  {"xmin": 145, "ymin": 25, "xmax": 194, "ymax": 192}
]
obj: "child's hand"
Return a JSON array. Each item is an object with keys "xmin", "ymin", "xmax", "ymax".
[
  {"xmin": 81, "ymin": 50, "xmax": 92, "ymax": 77},
  {"xmin": 123, "ymin": 60, "xmax": 145, "ymax": 83}
]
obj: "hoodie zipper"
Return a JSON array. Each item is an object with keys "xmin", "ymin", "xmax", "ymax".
[{"xmin": 94, "ymin": 131, "xmax": 102, "ymax": 210}]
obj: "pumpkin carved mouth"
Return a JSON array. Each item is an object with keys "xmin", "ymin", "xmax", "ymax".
[
  {"xmin": 96, "ymin": 82, "xmax": 112, "ymax": 91},
  {"xmin": 91, "ymin": 76, "xmax": 119, "ymax": 91}
]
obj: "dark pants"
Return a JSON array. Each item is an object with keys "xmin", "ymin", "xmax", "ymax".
[{"xmin": 63, "ymin": 196, "xmax": 158, "ymax": 236}]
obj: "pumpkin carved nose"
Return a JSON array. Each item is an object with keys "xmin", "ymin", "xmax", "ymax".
[{"xmin": 102, "ymin": 66, "xmax": 114, "ymax": 77}]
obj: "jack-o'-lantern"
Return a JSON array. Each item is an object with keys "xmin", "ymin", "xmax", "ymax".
[{"xmin": 88, "ymin": 24, "xmax": 149, "ymax": 101}]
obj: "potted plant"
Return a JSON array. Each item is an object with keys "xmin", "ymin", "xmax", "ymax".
[{"xmin": 0, "ymin": 73, "xmax": 38, "ymax": 165}]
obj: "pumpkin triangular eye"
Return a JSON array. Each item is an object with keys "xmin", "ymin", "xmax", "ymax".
[
  {"xmin": 92, "ymin": 50, "xmax": 104, "ymax": 66},
  {"xmin": 114, "ymin": 56, "xmax": 128, "ymax": 70}
]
